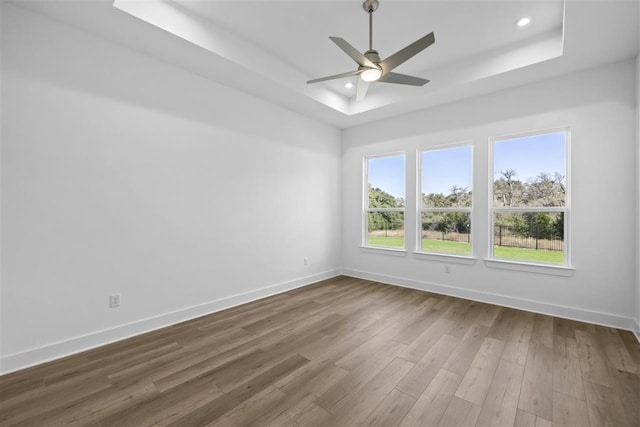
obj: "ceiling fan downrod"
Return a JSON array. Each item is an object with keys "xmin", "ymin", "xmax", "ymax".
[{"xmin": 363, "ymin": 0, "xmax": 379, "ymax": 52}]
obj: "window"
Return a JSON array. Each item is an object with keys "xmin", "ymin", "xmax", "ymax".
[
  {"xmin": 364, "ymin": 154, "xmax": 405, "ymax": 249},
  {"xmin": 419, "ymin": 144, "xmax": 473, "ymax": 256},
  {"xmin": 490, "ymin": 129, "xmax": 569, "ymax": 266}
]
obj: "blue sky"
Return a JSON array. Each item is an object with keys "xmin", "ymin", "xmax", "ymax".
[
  {"xmin": 368, "ymin": 155, "xmax": 405, "ymax": 198},
  {"xmin": 494, "ymin": 132, "xmax": 566, "ymax": 183},
  {"xmin": 422, "ymin": 146, "xmax": 472, "ymax": 195},
  {"xmin": 368, "ymin": 132, "xmax": 566, "ymax": 198}
]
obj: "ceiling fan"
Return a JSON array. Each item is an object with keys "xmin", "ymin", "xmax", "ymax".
[{"xmin": 307, "ymin": 0, "xmax": 435, "ymax": 101}]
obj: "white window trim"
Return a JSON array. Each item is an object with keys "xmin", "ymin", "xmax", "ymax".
[
  {"xmin": 484, "ymin": 259, "xmax": 575, "ymax": 276},
  {"xmin": 413, "ymin": 251, "xmax": 476, "ymax": 264},
  {"xmin": 415, "ymin": 142, "xmax": 474, "ymax": 259},
  {"xmin": 362, "ymin": 152, "xmax": 407, "ymax": 252},
  {"xmin": 360, "ymin": 246, "xmax": 408, "ymax": 256},
  {"xmin": 487, "ymin": 126, "xmax": 572, "ymax": 272}
]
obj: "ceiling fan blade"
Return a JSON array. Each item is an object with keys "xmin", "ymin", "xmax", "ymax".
[
  {"xmin": 307, "ymin": 70, "xmax": 362, "ymax": 84},
  {"xmin": 379, "ymin": 32, "xmax": 435, "ymax": 74},
  {"xmin": 356, "ymin": 79, "xmax": 370, "ymax": 101},
  {"xmin": 329, "ymin": 37, "xmax": 376, "ymax": 68},
  {"xmin": 378, "ymin": 72, "xmax": 430, "ymax": 86}
]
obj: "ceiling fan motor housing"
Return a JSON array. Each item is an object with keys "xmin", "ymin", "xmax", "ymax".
[{"xmin": 364, "ymin": 50, "xmax": 381, "ymax": 64}]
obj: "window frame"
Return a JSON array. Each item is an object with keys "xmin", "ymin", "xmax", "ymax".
[
  {"xmin": 416, "ymin": 142, "xmax": 474, "ymax": 259},
  {"xmin": 487, "ymin": 127, "xmax": 572, "ymax": 272},
  {"xmin": 362, "ymin": 152, "xmax": 407, "ymax": 252}
]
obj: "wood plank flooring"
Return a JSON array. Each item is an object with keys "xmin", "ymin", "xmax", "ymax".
[{"xmin": 1, "ymin": 276, "xmax": 638, "ymax": 426}]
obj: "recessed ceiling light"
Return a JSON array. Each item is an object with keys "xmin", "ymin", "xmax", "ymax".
[
  {"xmin": 345, "ymin": 82, "xmax": 354, "ymax": 89},
  {"xmin": 516, "ymin": 17, "xmax": 531, "ymax": 27}
]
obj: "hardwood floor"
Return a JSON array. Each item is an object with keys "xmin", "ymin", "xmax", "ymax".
[{"xmin": 1, "ymin": 276, "xmax": 638, "ymax": 426}]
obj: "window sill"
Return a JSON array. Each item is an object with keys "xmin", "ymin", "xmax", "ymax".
[
  {"xmin": 484, "ymin": 258, "xmax": 575, "ymax": 276},
  {"xmin": 360, "ymin": 246, "xmax": 407, "ymax": 257},
  {"xmin": 413, "ymin": 252, "xmax": 477, "ymax": 265}
]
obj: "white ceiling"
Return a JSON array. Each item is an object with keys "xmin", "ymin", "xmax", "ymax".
[
  {"xmin": 175, "ymin": 0, "xmax": 564, "ymax": 95},
  {"xmin": 12, "ymin": 0, "xmax": 640, "ymax": 128}
]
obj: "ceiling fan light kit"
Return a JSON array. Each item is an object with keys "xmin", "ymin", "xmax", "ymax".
[
  {"xmin": 307, "ymin": 0, "xmax": 435, "ymax": 101},
  {"xmin": 360, "ymin": 68, "xmax": 382, "ymax": 82}
]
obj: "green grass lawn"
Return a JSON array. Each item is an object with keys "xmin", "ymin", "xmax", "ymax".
[
  {"xmin": 494, "ymin": 246, "xmax": 564, "ymax": 263},
  {"xmin": 368, "ymin": 237, "xmax": 471, "ymax": 255},
  {"xmin": 422, "ymin": 239, "xmax": 471, "ymax": 255},
  {"xmin": 368, "ymin": 236, "xmax": 404, "ymax": 248},
  {"xmin": 368, "ymin": 236, "xmax": 564, "ymax": 263}
]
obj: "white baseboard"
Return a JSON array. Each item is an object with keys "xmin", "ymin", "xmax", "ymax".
[
  {"xmin": 0, "ymin": 269, "xmax": 341, "ymax": 375},
  {"xmin": 341, "ymin": 268, "xmax": 637, "ymax": 333},
  {"xmin": 3, "ymin": 267, "xmax": 637, "ymax": 375}
]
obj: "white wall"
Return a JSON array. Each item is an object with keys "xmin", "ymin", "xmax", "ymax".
[
  {"xmin": 636, "ymin": 52, "xmax": 640, "ymax": 339},
  {"xmin": 343, "ymin": 59, "xmax": 638, "ymax": 330},
  {"xmin": 0, "ymin": 0, "xmax": 4, "ymax": 365},
  {"xmin": 0, "ymin": 4, "xmax": 342, "ymax": 373}
]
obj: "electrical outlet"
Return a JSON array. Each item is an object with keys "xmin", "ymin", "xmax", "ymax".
[
  {"xmin": 304, "ymin": 258, "xmax": 310, "ymax": 266},
  {"xmin": 109, "ymin": 294, "xmax": 121, "ymax": 308},
  {"xmin": 444, "ymin": 265, "xmax": 451, "ymax": 274}
]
